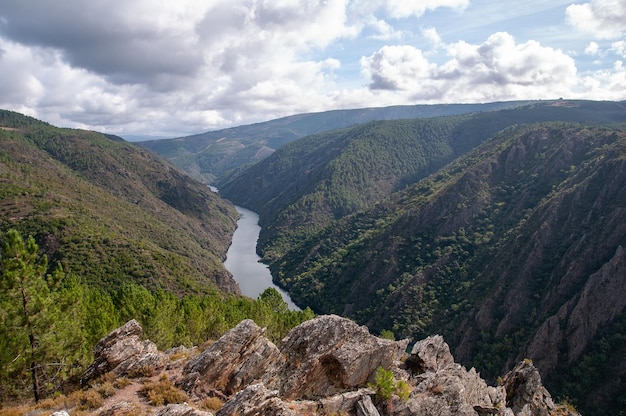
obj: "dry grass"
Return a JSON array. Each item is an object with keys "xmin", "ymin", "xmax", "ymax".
[
  {"xmin": 199, "ymin": 396, "xmax": 225, "ymax": 412},
  {"xmin": 113, "ymin": 377, "xmax": 133, "ymax": 389},
  {"xmin": 0, "ymin": 371, "xmax": 141, "ymax": 416},
  {"xmin": 0, "ymin": 388, "xmax": 105, "ymax": 416},
  {"xmin": 139, "ymin": 373, "xmax": 189, "ymax": 406},
  {"xmin": 127, "ymin": 365, "xmax": 156, "ymax": 379}
]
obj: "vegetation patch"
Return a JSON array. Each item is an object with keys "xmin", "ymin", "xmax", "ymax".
[{"xmin": 139, "ymin": 374, "xmax": 189, "ymax": 406}]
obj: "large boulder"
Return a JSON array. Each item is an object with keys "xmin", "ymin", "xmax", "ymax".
[
  {"xmin": 179, "ymin": 319, "xmax": 281, "ymax": 398},
  {"xmin": 264, "ymin": 315, "xmax": 409, "ymax": 399},
  {"xmin": 393, "ymin": 364, "xmax": 505, "ymax": 416},
  {"xmin": 79, "ymin": 316, "xmax": 577, "ymax": 416},
  {"xmin": 81, "ymin": 319, "xmax": 165, "ymax": 385}
]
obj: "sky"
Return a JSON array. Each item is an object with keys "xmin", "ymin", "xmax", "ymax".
[{"xmin": 1, "ymin": 0, "xmax": 625, "ymax": 139}]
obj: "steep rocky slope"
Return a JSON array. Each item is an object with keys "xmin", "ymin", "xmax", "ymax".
[
  {"xmin": 265, "ymin": 123, "xmax": 626, "ymax": 414},
  {"xmin": 212, "ymin": 102, "xmax": 626, "ymax": 413},
  {"xmin": 48, "ymin": 316, "xmax": 577, "ymax": 416}
]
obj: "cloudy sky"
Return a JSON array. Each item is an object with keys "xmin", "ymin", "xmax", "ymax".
[{"xmin": 1, "ymin": 0, "xmax": 625, "ymax": 139}]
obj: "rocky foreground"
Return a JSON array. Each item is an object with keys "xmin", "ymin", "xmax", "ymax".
[{"xmin": 70, "ymin": 315, "xmax": 578, "ymax": 416}]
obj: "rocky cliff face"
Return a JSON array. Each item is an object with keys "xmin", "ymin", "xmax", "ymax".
[{"xmin": 74, "ymin": 317, "xmax": 578, "ymax": 416}]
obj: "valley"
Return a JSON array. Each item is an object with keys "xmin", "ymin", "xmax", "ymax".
[
  {"xmin": 1, "ymin": 100, "xmax": 625, "ymax": 415},
  {"xmin": 164, "ymin": 99, "xmax": 626, "ymax": 415}
]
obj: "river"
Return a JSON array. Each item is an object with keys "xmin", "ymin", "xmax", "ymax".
[{"xmin": 224, "ymin": 206, "xmax": 300, "ymax": 310}]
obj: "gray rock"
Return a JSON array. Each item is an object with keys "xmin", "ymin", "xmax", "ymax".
[
  {"xmin": 356, "ymin": 394, "xmax": 381, "ymax": 416},
  {"xmin": 81, "ymin": 319, "xmax": 165, "ymax": 385},
  {"xmin": 79, "ymin": 315, "xmax": 573, "ymax": 416},
  {"xmin": 156, "ymin": 403, "xmax": 214, "ymax": 416},
  {"xmin": 319, "ymin": 389, "xmax": 374, "ymax": 415},
  {"xmin": 97, "ymin": 401, "xmax": 141, "ymax": 416},
  {"xmin": 393, "ymin": 364, "xmax": 505, "ymax": 416},
  {"xmin": 50, "ymin": 412, "xmax": 70, "ymax": 416},
  {"xmin": 405, "ymin": 335, "xmax": 454, "ymax": 374},
  {"xmin": 179, "ymin": 319, "xmax": 281, "ymax": 398},
  {"xmin": 265, "ymin": 315, "xmax": 409, "ymax": 400},
  {"xmin": 216, "ymin": 383, "xmax": 296, "ymax": 416},
  {"xmin": 501, "ymin": 360, "xmax": 555, "ymax": 416}
]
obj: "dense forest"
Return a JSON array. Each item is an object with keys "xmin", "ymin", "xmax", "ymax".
[
  {"xmin": 0, "ymin": 111, "xmax": 314, "ymax": 403},
  {"xmin": 216, "ymin": 100, "xmax": 626, "ymax": 415}
]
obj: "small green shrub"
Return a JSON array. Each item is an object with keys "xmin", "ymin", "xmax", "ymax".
[
  {"xmin": 379, "ymin": 330, "xmax": 396, "ymax": 340},
  {"xmin": 373, "ymin": 367, "xmax": 396, "ymax": 401},
  {"xmin": 396, "ymin": 380, "xmax": 411, "ymax": 401},
  {"xmin": 370, "ymin": 367, "xmax": 411, "ymax": 403}
]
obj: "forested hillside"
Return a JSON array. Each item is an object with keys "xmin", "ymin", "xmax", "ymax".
[
  {"xmin": 218, "ymin": 100, "xmax": 626, "ymax": 415},
  {"xmin": 220, "ymin": 100, "xmax": 626, "ymax": 263},
  {"xmin": 0, "ymin": 110, "xmax": 238, "ymax": 294},
  {"xmin": 141, "ymin": 101, "xmax": 532, "ymax": 183}
]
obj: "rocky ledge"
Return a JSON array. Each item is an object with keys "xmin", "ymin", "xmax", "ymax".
[{"xmin": 78, "ymin": 315, "xmax": 578, "ymax": 416}]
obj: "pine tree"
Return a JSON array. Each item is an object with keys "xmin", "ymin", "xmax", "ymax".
[{"xmin": 0, "ymin": 229, "xmax": 87, "ymax": 401}]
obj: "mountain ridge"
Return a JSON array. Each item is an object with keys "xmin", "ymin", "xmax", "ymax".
[{"xmin": 140, "ymin": 101, "xmax": 536, "ymax": 183}]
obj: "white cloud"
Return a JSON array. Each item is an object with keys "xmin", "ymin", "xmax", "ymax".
[
  {"xmin": 361, "ymin": 33, "xmax": 578, "ymax": 102},
  {"xmin": 423, "ymin": 27, "xmax": 443, "ymax": 47},
  {"xmin": 577, "ymin": 61, "xmax": 626, "ymax": 99},
  {"xmin": 1, "ymin": 0, "xmax": 625, "ymax": 137},
  {"xmin": 566, "ymin": 0, "xmax": 626, "ymax": 39},
  {"xmin": 375, "ymin": 0, "xmax": 469, "ymax": 18},
  {"xmin": 585, "ymin": 41, "xmax": 600, "ymax": 55},
  {"xmin": 612, "ymin": 40, "xmax": 626, "ymax": 57},
  {"xmin": 361, "ymin": 45, "xmax": 434, "ymax": 91}
]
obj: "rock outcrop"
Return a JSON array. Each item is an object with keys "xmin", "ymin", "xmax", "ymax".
[
  {"xmin": 264, "ymin": 315, "xmax": 409, "ymax": 399},
  {"xmin": 77, "ymin": 316, "xmax": 578, "ymax": 416},
  {"xmin": 81, "ymin": 319, "xmax": 166, "ymax": 385},
  {"xmin": 501, "ymin": 360, "xmax": 557, "ymax": 416},
  {"xmin": 156, "ymin": 403, "xmax": 214, "ymax": 416},
  {"xmin": 178, "ymin": 319, "xmax": 281, "ymax": 399}
]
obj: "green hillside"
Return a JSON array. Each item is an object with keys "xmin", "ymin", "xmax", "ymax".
[
  {"xmin": 141, "ymin": 101, "xmax": 533, "ymax": 183},
  {"xmin": 220, "ymin": 100, "xmax": 626, "ymax": 262},
  {"xmin": 0, "ymin": 109, "xmax": 239, "ymax": 294},
  {"xmin": 284, "ymin": 123, "xmax": 626, "ymax": 414}
]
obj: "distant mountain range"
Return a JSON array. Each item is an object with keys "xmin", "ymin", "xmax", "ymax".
[{"xmin": 140, "ymin": 101, "xmax": 535, "ymax": 183}]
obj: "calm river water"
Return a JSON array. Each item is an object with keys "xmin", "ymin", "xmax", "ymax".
[{"xmin": 224, "ymin": 206, "xmax": 300, "ymax": 310}]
